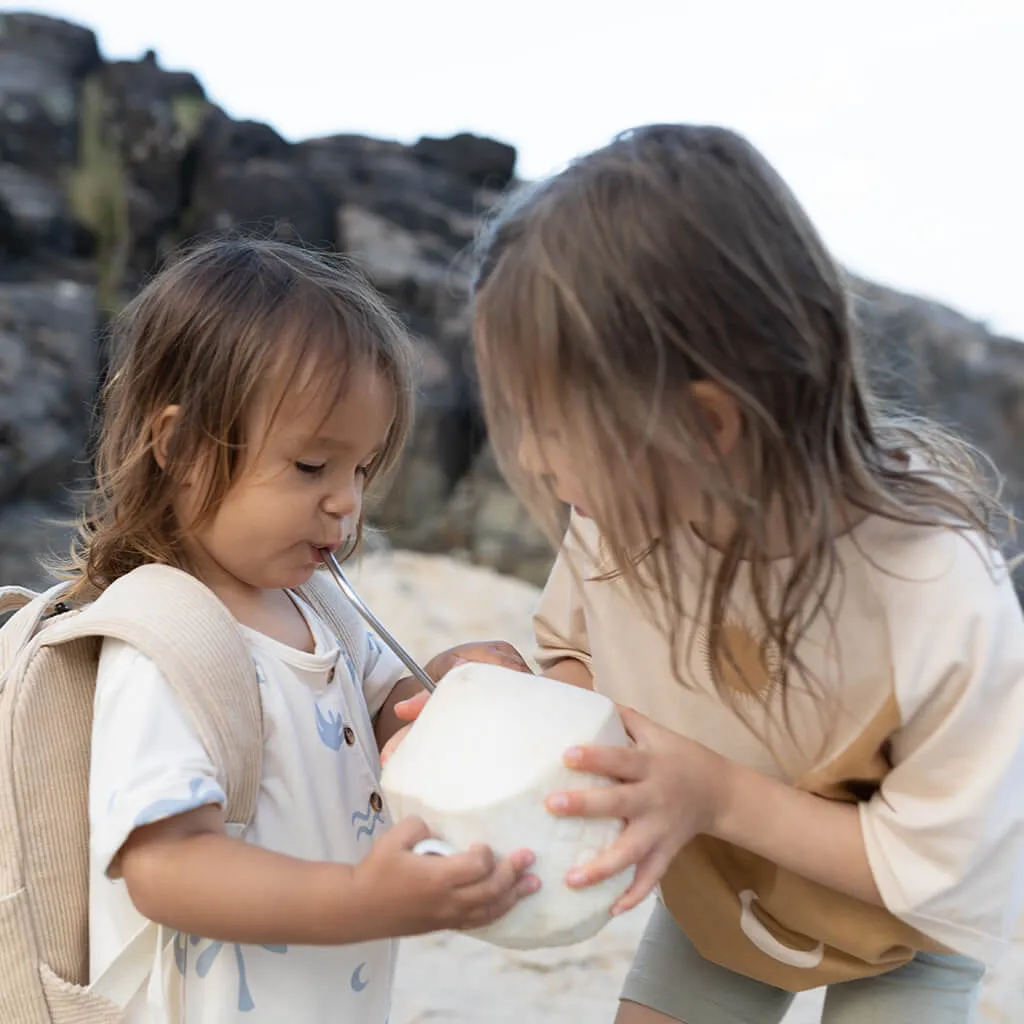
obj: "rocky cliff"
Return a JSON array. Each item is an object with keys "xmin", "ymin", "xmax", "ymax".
[{"xmin": 2, "ymin": 11, "xmax": 1022, "ymax": 590}]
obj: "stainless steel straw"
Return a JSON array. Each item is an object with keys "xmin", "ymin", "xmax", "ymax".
[{"xmin": 319, "ymin": 548, "xmax": 437, "ymax": 693}]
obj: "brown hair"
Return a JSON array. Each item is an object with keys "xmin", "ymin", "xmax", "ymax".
[
  {"xmin": 59, "ymin": 236, "xmax": 415, "ymax": 600},
  {"xmin": 472, "ymin": 123, "xmax": 1006, "ymax": 720}
]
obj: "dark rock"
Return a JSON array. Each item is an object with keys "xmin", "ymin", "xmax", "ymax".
[
  {"xmin": 0, "ymin": 498, "xmax": 77, "ymax": 589},
  {"xmin": 0, "ymin": 278, "xmax": 97, "ymax": 503},
  {"xmin": 182, "ymin": 113, "xmax": 335, "ymax": 248},
  {"xmin": 853, "ymin": 279, "xmax": 1024, "ymax": 528},
  {"xmin": 412, "ymin": 132, "xmax": 517, "ymax": 190},
  {"xmin": 1, "ymin": 12, "xmax": 1022, "ymax": 595},
  {"xmin": 0, "ymin": 12, "xmax": 101, "ymax": 78},
  {"xmin": 65, "ymin": 57, "xmax": 213, "ymax": 300},
  {"xmin": 0, "ymin": 13, "xmax": 101, "ymax": 179},
  {"xmin": 0, "ymin": 163, "xmax": 76, "ymax": 255}
]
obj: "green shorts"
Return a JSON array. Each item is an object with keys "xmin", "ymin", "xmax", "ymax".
[{"xmin": 621, "ymin": 899, "xmax": 986, "ymax": 1023}]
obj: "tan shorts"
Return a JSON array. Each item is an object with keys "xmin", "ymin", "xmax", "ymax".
[{"xmin": 621, "ymin": 899, "xmax": 986, "ymax": 1024}]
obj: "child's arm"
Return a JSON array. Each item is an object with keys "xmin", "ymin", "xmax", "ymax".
[
  {"xmin": 544, "ymin": 658, "xmax": 594, "ymax": 690},
  {"xmin": 546, "ymin": 708, "xmax": 884, "ymax": 913},
  {"xmin": 548, "ymin": 560, "xmax": 1024, "ymax": 966},
  {"xmin": 712, "ymin": 759, "xmax": 881, "ymax": 903},
  {"xmin": 119, "ymin": 806, "xmax": 537, "ymax": 944},
  {"xmin": 92, "ymin": 640, "xmax": 538, "ymax": 947}
]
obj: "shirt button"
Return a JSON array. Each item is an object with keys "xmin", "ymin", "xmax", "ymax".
[
  {"xmin": 369, "ymin": 792, "xmax": 383, "ymax": 813},
  {"xmin": 343, "ymin": 726, "xmax": 355, "ymax": 746},
  {"xmin": 326, "ymin": 666, "xmax": 335, "ymax": 684}
]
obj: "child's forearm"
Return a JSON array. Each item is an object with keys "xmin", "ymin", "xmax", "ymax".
[
  {"xmin": 121, "ymin": 814, "xmax": 379, "ymax": 945},
  {"xmin": 544, "ymin": 657, "xmax": 594, "ymax": 690},
  {"xmin": 374, "ymin": 676, "xmax": 426, "ymax": 749},
  {"xmin": 711, "ymin": 760, "xmax": 884, "ymax": 906}
]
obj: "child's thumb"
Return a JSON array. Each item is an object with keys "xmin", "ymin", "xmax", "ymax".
[
  {"xmin": 395, "ymin": 690, "xmax": 430, "ymax": 721},
  {"xmin": 390, "ymin": 815, "xmax": 432, "ymax": 850}
]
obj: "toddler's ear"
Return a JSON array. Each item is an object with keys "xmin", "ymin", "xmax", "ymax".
[
  {"xmin": 690, "ymin": 382, "xmax": 741, "ymax": 458},
  {"xmin": 150, "ymin": 405, "xmax": 182, "ymax": 470}
]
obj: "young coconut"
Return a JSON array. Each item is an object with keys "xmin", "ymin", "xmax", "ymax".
[{"xmin": 380, "ymin": 661, "xmax": 634, "ymax": 949}]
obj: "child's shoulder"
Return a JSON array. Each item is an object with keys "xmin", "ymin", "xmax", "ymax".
[
  {"xmin": 850, "ymin": 516, "xmax": 1023, "ymax": 709},
  {"xmin": 852, "ymin": 515, "xmax": 1014, "ymax": 614}
]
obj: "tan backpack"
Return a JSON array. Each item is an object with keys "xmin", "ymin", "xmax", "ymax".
[{"xmin": 0, "ymin": 562, "xmax": 365, "ymax": 1023}]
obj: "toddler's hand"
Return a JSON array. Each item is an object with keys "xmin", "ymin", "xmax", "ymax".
[
  {"xmin": 381, "ymin": 641, "xmax": 532, "ymax": 767},
  {"xmin": 544, "ymin": 705, "xmax": 729, "ymax": 914},
  {"xmin": 356, "ymin": 816, "xmax": 540, "ymax": 936}
]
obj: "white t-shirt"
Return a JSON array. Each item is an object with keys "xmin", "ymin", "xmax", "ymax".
[{"xmin": 88, "ymin": 594, "xmax": 407, "ymax": 1023}]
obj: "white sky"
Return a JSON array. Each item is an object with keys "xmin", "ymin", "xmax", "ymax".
[{"xmin": 15, "ymin": 0, "xmax": 1024, "ymax": 337}]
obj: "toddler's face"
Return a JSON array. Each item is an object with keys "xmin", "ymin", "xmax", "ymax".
[{"xmin": 180, "ymin": 362, "xmax": 395, "ymax": 594}]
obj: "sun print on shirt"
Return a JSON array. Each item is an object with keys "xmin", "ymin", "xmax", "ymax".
[{"xmin": 695, "ymin": 613, "xmax": 783, "ymax": 710}]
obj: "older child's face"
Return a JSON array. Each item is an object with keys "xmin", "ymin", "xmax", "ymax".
[
  {"xmin": 518, "ymin": 426, "xmax": 592, "ymax": 517},
  {"xmin": 181, "ymin": 363, "xmax": 395, "ymax": 594},
  {"xmin": 516, "ymin": 380, "xmax": 743, "ymax": 544}
]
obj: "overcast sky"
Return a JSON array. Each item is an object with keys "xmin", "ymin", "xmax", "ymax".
[{"xmin": 17, "ymin": 0, "xmax": 1024, "ymax": 337}]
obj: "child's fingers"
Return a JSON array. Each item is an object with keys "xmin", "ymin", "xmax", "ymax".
[
  {"xmin": 394, "ymin": 690, "xmax": 430, "ymax": 721},
  {"xmin": 380, "ymin": 724, "xmax": 410, "ymax": 765},
  {"xmin": 455, "ymin": 851, "xmax": 540, "ymax": 909},
  {"xmin": 563, "ymin": 742, "xmax": 647, "ymax": 780},
  {"xmin": 545, "ymin": 779, "xmax": 642, "ymax": 820},
  {"xmin": 515, "ymin": 871, "xmax": 542, "ymax": 898},
  {"xmin": 388, "ymin": 815, "xmax": 433, "ymax": 850},
  {"xmin": 610, "ymin": 848, "xmax": 674, "ymax": 915},
  {"xmin": 455, "ymin": 885, "xmax": 522, "ymax": 931},
  {"xmin": 565, "ymin": 821, "xmax": 658, "ymax": 889},
  {"xmin": 435, "ymin": 843, "xmax": 498, "ymax": 886}
]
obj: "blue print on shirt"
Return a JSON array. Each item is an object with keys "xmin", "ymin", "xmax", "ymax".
[
  {"xmin": 351, "ymin": 961, "xmax": 369, "ymax": 992},
  {"xmin": 132, "ymin": 777, "xmax": 225, "ymax": 828},
  {"xmin": 352, "ymin": 796, "xmax": 385, "ymax": 841},
  {"xmin": 315, "ymin": 703, "xmax": 345, "ymax": 750},
  {"xmin": 339, "ymin": 645, "xmax": 357, "ymax": 684},
  {"xmin": 174, "ymin": 933, "xmax": 288, "ymax": 1011}
]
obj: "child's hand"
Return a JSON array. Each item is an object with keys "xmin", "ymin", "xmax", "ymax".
[
  {"xmin": 423, "ymin": 640, "xmax": 533, "ymax": 683},
  {"xmin": 544, "ymin": 705, "xmax": 730, "ymax": 915},
  {"xmin": 381, "ymin": 641, "xmax": 532, "ymax": 766},
  {"xmin": 355, "ymin": 816, "xmax": 540, "ymax": 936}
]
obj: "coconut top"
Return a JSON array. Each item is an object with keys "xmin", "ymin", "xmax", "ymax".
[{"xmin": 380, "ymin": 661, "xmax": 624, "ymax": 811}]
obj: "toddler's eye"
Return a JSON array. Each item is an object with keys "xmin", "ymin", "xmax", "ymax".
[{"xmin": 295, "ymin": 461, "xmax": 325, "ymax": 476}]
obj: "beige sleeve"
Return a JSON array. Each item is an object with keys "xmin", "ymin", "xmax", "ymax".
[
  {"xmin": 859, "ymin": 537, "xmax": 1024, "ymax": 967},
  {"xmin": 533, "ymin": 526, "xmax": 593, "ymax": 672}
]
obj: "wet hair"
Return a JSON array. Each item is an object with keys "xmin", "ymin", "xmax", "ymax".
[
  {"xmin": 59, "ymin": 236, "xmax": 415, "ymax": 599},
  {"xmin": 472, "ymin": 123, "xmax": 1005, "ymax": 719}
]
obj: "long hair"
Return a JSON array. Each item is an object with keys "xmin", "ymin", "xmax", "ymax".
[
  {"xmin": 57, "ymin": 236, "xmax": 415, "ymax": 600},
  {"xmin": 472, "ymin": 124, "xmax": 1005, "ymax": 718}
]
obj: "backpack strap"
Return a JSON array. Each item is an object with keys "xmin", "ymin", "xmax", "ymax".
[
  {"xmin": 0, "ymin": 584, "xmax": 50, "ymax": 618},
  {"xmin": 40, "ymin": 564, "xmax": 263, "ymax": 828},
  {"xmin": 0, "ymin": 581, "xmax": 73, "ymax": 684},
  {"xmin": 296, "ymin": 568, "xmax": 366, "ymax": 672}
]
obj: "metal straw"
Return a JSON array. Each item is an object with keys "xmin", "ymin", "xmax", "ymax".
[{"xmin": 319, "ymin": 548, "xmax": 437, "ymax": 693}]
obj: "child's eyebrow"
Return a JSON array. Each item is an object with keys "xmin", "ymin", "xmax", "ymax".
[
  {"xmin": 311, "ymin": 436, "xmax": 353, "ymax": 451},
  {"xmin": 299, "ymin": 436, "xmax": 383, "ymax": 461}
]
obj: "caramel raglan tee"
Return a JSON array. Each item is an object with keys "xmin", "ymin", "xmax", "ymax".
[{"xmin": 534, "ymin": 512, "xmax": 1024, "ymax": 992}]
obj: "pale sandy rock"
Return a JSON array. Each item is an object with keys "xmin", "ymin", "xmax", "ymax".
[{"xmin": 350, "ymin": 550, "xmax": 1022, "ymax": 1023}]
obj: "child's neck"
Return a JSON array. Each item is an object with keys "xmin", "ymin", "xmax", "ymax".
[
  {"xmin": 180, "ymin": 544, "xmax": 316, "ymax": 653},
  {"xmin": 692, "ymin": 496, "xmax": 868, "ymax": 560}
]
